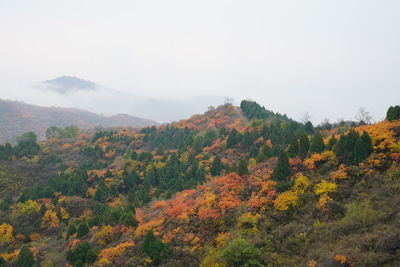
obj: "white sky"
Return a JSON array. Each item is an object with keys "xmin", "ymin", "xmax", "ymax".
[{"xmin": 0, "ymin": 0, "xmax": 399, "ymax": 123}]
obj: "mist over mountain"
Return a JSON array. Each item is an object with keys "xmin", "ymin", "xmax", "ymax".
[
  {"xmin": 0, "ymin": 98, "xmax": 158, "ymax": 143},
  {"xmin": 20, "ymin": 76, "xmax": 225, "ymax": 122},
  {"xmin": 39, "ymin": 76, "xmax": 97, "ymax": 94}
]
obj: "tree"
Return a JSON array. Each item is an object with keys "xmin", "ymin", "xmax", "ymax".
[
  {"xmin": 273, "ymin": 151, "xmax": 291, "ymax": 182},
  {"xmin": 77, "ymin": 223, "xmax": 89, "ymax": 238},
  {"xmin": 353, "ymin": 134, "xmax": 372, "ymax": 164},
  {"xmin": 237, "ymin": 159, "xmax": 249, "ymax": 176},
  {"xmin": 287, "ymin": 138, "xmax": 299, "ymax": 157},
  {"xmin": 63, "ymin": 125, "xmax": 80, "ymax": 138},
  {"xmin": 309, "ymin": 132, "xmax": 325, "ymax": 154},
  {"xmin": 256, "ymin": 144, "xmax": 272, "ymax": 163},
  {"xmin": 356, "ymin": 107, "xmax": 372, "ymax": 124},
  {"xmin": 361, "ymin": 131, "xmax": 373, "ymax": 155},
  {"xmin": 0, "ymin": 223, "xmax": 14, "ymax": 245},
  {"xmin": 220, "ymin": 238, "xmax": 263, "ymax": 267},
  {"xmin": 142, "ymin": 229, "xmax": 171, "ymax": 265},
  {"xmin": 354, "ymin": 138, "xmax": 366, "ymax": 164},
  {"xmin": 210, "ymin": 156, "xmax": 223, "ymax": 176},
  {"xmin": 16, "ymin": 132, "xmax": 40, "ymax": 158},
  {"xmin": 45, "ymin": 126, "xmax": 63, "ymax": 139},
  {"xmin": 16, "ymin": 245, "xmax": 34, "ymax": 267},
  {"xmin": 326, "ymin": 136, "xmax": 336, "ymax": 151},
  {"xmin": 66, "ymin": 224, "xmax": 77, "ymax": 239},
  {"xmin": 298, "ymin": 133, "xmax": 310, "ymax": 158},
  {"xmin": 66, "ymin": 241, "xmax": 92, "ymax": 267},
  {"xmin": 386, "ymin": 105, "xmax": 400, "ymax": 121}
]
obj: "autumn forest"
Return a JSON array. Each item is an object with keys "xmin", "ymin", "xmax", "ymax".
[{"xmin": 1, "ymin": 101, "xmax": 400, "ymax": 267}]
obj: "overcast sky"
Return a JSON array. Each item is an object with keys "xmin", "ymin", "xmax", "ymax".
[{"xmin": 0, "ymin": 0, "xmax": 399, "ymax": 123}]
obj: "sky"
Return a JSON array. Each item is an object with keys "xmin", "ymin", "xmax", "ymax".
[{"xmin": 0, "ymin": 0, "xmax": 399, "ymax": 123}]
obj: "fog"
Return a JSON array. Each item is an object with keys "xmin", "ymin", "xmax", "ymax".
[{"xmin": 1, "ymin": 0, "xmax": 399, "ymax": 123}]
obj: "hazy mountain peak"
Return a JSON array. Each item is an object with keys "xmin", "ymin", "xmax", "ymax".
[{"xmin": 40, "ymin": 76, "xmax": 97, "ymax": 94}]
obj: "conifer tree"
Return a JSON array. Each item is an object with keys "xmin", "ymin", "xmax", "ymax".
[
  {"xmin": 309, "ymin": 132, "xmax": 325, "ymax": 153},
  {"xmin": 77, "ymin": 223, "xmax": 89, "ymax": 238},
  {"xmin": 386, "ymin": 105, "xmax": 400, "ymax": 121},
  {"xmin": 142, "ymin": 229, "xmax": 171, "ymax": 265},
  {"xmin": 273, "ymin": 151, "xmax": 291, "ymax": 181},
  {"xmin": 287, "ymin": 138, "xmax": 299, "ymax": 157},
  {"xmin": 66, "ymin": 224, "xmax": 77, "ymax": 239},
  {"xmin": 298, "ymin": 133, "xmax": 310, "ymax": 158},
  {"xmin": 237, "ymin": 160, "xmax": 249, "ymax": 176},
  {"xmin": 353, "ymin": 138, "xmax": 368, "ymax": 164},
  {"xmin": 16, "ymin": 245, "xmax": 34, "ymax": 267},
  {"xmin": 256, "ymin": 144, "xmax": 272, "ymax": 163},
  {"xmin": 361, "ymin": 131, "xmax": 373, "ymax": 155},
  {"xmin": 210, "ymin": 156, "xmax": 223, "ymax": 176}
]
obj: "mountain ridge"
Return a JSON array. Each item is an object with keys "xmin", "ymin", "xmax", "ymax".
[{"xmin": 0, "ymin": 98, "xmax": 159, "ymax": 144}]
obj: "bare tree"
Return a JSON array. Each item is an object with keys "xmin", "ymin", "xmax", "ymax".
[
  {"xmin": 356, "ymin": 107, "xmax": 372, "ymax": 124},
  {"xmin": 301, "ymin": 112, "xmax": 311, "ymax": 123}
]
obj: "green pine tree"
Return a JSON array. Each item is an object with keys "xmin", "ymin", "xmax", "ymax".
[
  {"xmin": 309, "ymin": 132, "xmax": 325, "ymax": 153},
  {"xmin": 361, "ymin": 131, "xmax": 373, "ymax": 155},
  {"xmin": 142, "ymin": 229, "xmax": 171, "ymax": 265},
  {"xmin": 16, "ymin": 245, "xmax": 34, "ymax": 267},
  {"xmin": 76, "ymin": 223, "xmax": 89, "ymax": 238},
  {"xmin": 210, "ymin": 156, "xmax": 223, "ymax": 176},
  {"xmin": 273, "ymin": 151, "xmax": 291, "ymax": 182},
  {"xmin": 298, "ymin": 133, "xmax": 310, "ymax": 158},
  {"xmin": 237, "ymin": 160, "xmax": 249, "ymax": 176},
  {"xmin": 353, "ymin": 138, "xmax": 368, "ymax": 164},
  {"xmin": 66, "ymin": 224, "xmax": 77, "ymax": 239},
  {"xmin": 287, "ymin": 138, "xmax": 299, "ymax": 157}
]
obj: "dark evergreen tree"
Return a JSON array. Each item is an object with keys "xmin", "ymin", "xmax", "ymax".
[
  {"xmin": 76, "ymin": 223, "xmax": 89, "ymax": 238},
  {"xmin": 66, "ymin": 241, "xmax": 91, "ymax": 267},
  {"xmin": 210, "ymin": 155, "xmax": 223, "ymax": 176},
  {"xmin": 66, "ymin": 224, "xmax": 77, "ymax": 239},
  {"xmin": 16, "ymin": 245, "xmax": 34, "ymax": 267},
  {"xmin": 298, "ymin": 133, "xmax": 310, "ymax": 158},
  {"xmin": 304, "ymin": 121, "xmax": 314, "ymax": 134},
  {"xmin": 361, "ymin": 131, "xmax": 373, "ymax": 155},
  {"xmin": 386, "ymin": 105, "xmax": 400, "ymax": 121},
  {"xmin": 256, "ymin": 144, "xmax": 272, "ymax": 163},
  {"xmin": 237, "ymin": 159, "xmax": 249, "ymax": 176},
  {"xmin": 309, "ymin": 132, "xmax": 325, "ymax": 153},
  {"xmin": 142, "ymin": 229, "xmax": 171, "ymax": 265},
  {"xmin": 226, "ymin": 129, "xmax": 242, "ymax": 148},
  {"xmin": 287, "ymin": 138, "xmax": 299, "ymax": 157},
  {"xmin": 353, "ymin": 138, "xmax": 368, "ymax": 164},
  {"xmin": 273, "ymin": 151, "xmax": 291, "ymax": 182}
]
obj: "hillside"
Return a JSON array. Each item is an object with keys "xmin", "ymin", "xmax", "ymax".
[
  {"xmin": 0, "ymin": 101, "xmax": 399, "ymax": 266},
  {"xmin": 0, "ymin": 99, "xmax": 159, "ymax": 143}
]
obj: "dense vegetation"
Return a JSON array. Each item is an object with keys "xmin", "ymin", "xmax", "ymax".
[{"xmin": 0, "ymin": 101, "xmax": 399, "ymax": 266}]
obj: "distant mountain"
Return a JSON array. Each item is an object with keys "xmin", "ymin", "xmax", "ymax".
[
  {"xmin": 39, "ymin": 76, "xmax": 97, "ymax": 94},
  {"xmin": 0, "ymin": 99, "xmax": 158, "ymax": 143},
  {"xmin": 30, "ymin": 76, "xmax": 225, "ymax": 122}
]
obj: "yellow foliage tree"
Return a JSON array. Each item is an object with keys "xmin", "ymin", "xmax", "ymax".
[
  {"xmin": 11, "ymin": 200, "xmax": 40, "ymax": 221},
  {"xmin": 98, "ymin": 241, "xmax": 134, "ymax": 265},
  {"xmin": 292, "ymin": 173, "xmax": 311, "ymax": 194},
  {"xmin": 314, "ymin": 180, "xmax": 337, "ymax": 196},
  {"xmin": 274, "ymin": 191, "xmax": 299, "ymax": 211},
  {"xmin": 237, "ymin": 213, "xmax": 261, "ymax": 233},
  {"xmin": 41, "ymin": 209, "xmax": 60, "ymax": 228},
  {"xmin": 0, "ymin": 223, "xmax": 14, "ymax": 245},
  {"xmin": 92, "ymin": 225, "xmax": 116, "ymax": 246},
  {"xmin": 60, "ymin": 207, "xmax": 70, "ymax": 220}
]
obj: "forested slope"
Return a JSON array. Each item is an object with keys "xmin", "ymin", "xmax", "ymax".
[{"xmin": 0, "ymin": 101, "xmax": 399, "ymax": 267}]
